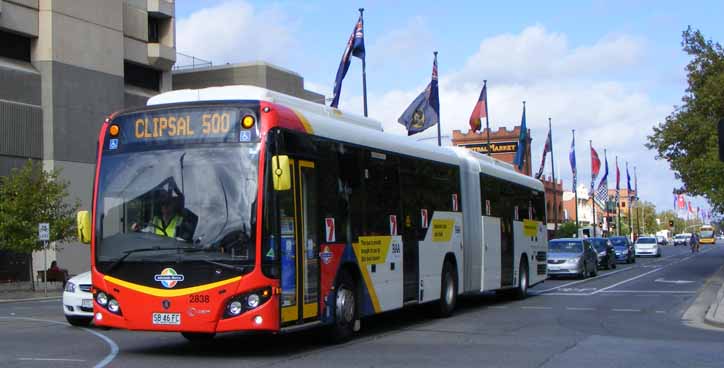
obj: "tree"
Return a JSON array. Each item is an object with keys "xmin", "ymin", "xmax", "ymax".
[
  {"xmin": 647, "ymin": 27, "xmax": 724, "ymax": 212},
  {"xmin": 0, "ymin": 160, "xmax": 79, "ymax": 282},
  {"xmin": 632, "ymin": 201, "xmax": 657, "ymax": 235},
  {"xmin": 555, "ymin": 221, "xmax": 578, "ymax": 238},
  {"xmin": 656, "ymin": 210, "xmax": 687, "ymax": 234}
]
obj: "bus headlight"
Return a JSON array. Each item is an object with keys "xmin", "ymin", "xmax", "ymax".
[
  {"xmin": 228, "ymin": 301, "xmax": 243, "ymax": 316},
  {"xmin": 222, "ymin": 287, "xmax": 273, "ymax": 319},
  {"xmin": 247, "ymin": 294, "xmax": 260, "ymax": 308},
  {"xmin": 96, "ymin": 292, "xmax": 108, "ymax": 306},
  {"xmin": 107, "ymin": 299, "xmax": 121, "ymax": 314}
]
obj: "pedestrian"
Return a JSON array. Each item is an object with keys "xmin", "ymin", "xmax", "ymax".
[{"xmin": 47, "ymin": 261, "xmax": 68, "ymax": 287}]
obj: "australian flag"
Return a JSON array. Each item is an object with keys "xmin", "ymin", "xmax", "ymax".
[
  {"xmin": 398, "ymin": 54, "xmax": 439, "ymax": 135},
  {"xmin": 330, "ymin": 14, "xmax": 365, "ymax": 108},
  {"xmin": 513, "ymin": 103, "xmax": 527, "ymax": 170}
]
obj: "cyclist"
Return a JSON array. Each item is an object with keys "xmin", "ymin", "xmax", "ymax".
[{"xmin": 691, "ymin": 232, "xmax": 700, "ymax": 253}]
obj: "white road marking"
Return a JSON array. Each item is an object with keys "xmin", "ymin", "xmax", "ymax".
[
  {"xmin": 611, "ymin": 308, "xmax": 641, "ymax": 312},
  {"xmin": 655, "ymin": 310, "xmax": 666, "ymax": 314},
  {"xmin": 18, "ymin": 358, "xmax": 86, "ymax": 362},
  {"xmin": 521, "ymin": 306, "xmax": 552, "ymax": 310},
  {"xmin": 565, "ymin": 307, "xmax": 595, "ymax": 311},
  {"xmin": 0, "ymin": 317, "xmax": 118, "ymax": 368},
  {"xmin": 654, "ymin": 278, "xmax": 695, "ymax": 284},
  {"xmin": 535, "ymin": 266, "xmax": 633, "ymax": 293},
  {"xmin": 600, "ymin": 290, "xmax": 696, "ymax": 294},
  {"xmin": 590, "ymin": 267, "xmax": 664, "ymax": 295}
]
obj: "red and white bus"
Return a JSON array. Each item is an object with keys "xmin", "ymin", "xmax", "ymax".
[{"xmin": 77, "ymin": 86, "xmax": 548, "ymax": 341}]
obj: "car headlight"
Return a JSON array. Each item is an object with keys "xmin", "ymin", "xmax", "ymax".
[
  {"xmin": 64, "ymin": 282, "xmax": 76, "ymax": 293},
  {"xmin": 566, "ymin": 258, "xmax": 580, "ymax": 264},
  {"xmin": 598, "ymin": 252, "xmax": 606, "ymax": 257}
]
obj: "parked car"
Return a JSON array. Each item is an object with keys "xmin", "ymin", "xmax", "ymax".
[
  {"xmin": 673, "ymin": 233, "xmax": 691, "ymax": 247},
  {"xmin": 609, "ymin": 236, "xmax": 635, "ymax": 263},
  {"xmin": 635, "ymin": 236, "xmax": 662, "ymax": 257},
  {"xmin": 62, "ymin": 271, "xmax": 93, "ymax": 326},
  {"xmin": 656, "ymin": 235, "xmax": 668, "ymax": 246},
  {"xmin": 591, "ymin": 237, "xmax": 617, "ymax": 270},
  {"xmin": 547, "ymin": 238, "xmax": 598, "ymax": 278}
]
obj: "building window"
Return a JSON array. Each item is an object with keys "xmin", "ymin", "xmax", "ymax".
[
  {"xmin": 124, "ymin": 61, "xmax": 160, "ymax": 91},
  {"xmin": 0, "ymin": 30, "xmax": 31, "ymax": 62},
  {"xmin": 148, "ymin": 16, "xmax": 160, "ymax": 43}
]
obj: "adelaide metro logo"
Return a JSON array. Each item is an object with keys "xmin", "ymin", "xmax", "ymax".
[{"xmin": 154, "ymin": 268, "xmax": 184, "ymax": 288}]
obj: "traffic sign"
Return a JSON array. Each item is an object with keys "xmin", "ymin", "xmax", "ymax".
[{"xmin": 38, "ymin": 223, "xmax": 50, "ymax": 241}]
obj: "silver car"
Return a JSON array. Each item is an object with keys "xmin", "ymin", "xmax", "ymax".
[{"xmin": 547, "ymin": 238, "xmax": 598, "ymax": 278}]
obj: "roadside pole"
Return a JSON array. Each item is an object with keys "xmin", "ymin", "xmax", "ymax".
[{"xmin": 38, "ymin": 223, "xmax": 49, "ymax": 297}]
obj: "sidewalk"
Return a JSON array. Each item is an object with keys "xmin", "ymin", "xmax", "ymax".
[
  {"xmin": 704, "ymin": 265, "xmax": 724, "ymax": 328},
  {"xmin": 0, "ymin": 283, "xmax": 63, "ymax": 303}
]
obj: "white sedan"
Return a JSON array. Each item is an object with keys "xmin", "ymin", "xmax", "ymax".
[
  {"xmin": 635, "ymin": 237, "xmax": 662, "ymax": 257},
  {"xmin": 62, "ymin": 271, "xmax": 93, "ymax": 326}
]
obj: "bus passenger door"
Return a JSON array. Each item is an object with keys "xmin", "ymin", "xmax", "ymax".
[{"xmin": 280, "ymin": 159, "xmax": 320, "ymax": 325}]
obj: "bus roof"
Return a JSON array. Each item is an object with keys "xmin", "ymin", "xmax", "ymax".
[{"xmin": 148, "ymin": 85, "xmax": 543, "ymax": 191}]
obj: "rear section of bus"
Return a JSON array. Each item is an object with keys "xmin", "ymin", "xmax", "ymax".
[{"xmin": 699, "ymin": 225, "xmax": 716, "ymax": 244}]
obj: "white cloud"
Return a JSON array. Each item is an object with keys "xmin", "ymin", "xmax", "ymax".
[
  {"xmin": 337, "ymin": 25, "xmax": 680, "ymax": 211},
  {"xmin": 176, "ymin": 1, "xmax": 296, "ymax": 65},
  {"xmin": 367, "ymin": 16, "xmax": 434, "ymax": 70}
]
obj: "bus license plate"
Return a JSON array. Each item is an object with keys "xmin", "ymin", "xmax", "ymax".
[{"xmin": 152, "ymin": 313, "xmax": 181, "ymax": 325}]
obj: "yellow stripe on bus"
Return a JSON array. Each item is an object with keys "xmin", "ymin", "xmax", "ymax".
[
  {"xmin": 292, "ymin": 109, "xmax": 314, "ymax": 134},
  {"xmin": 103, "ymin": 275, "xmax": 241, "ymax": 297}
]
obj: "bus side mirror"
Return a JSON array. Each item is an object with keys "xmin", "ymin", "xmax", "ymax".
[
  {"xmin": 272, "ymin": 155, "xmax": 291, "ymax": 191},
  {"xmin": 76, "ymin": 210, "xmax": 91, "ymax": 244}
]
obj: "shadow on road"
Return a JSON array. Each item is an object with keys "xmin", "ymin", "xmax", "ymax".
[{"xmin": 123, "ymin": 292, "xmax": 523, "ymax": 358}]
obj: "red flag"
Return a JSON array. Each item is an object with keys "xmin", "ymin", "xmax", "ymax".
[
  {"xmin": 688, "ymin": 201, "xmax": 694, "ymax": 214},
  {"xmin": 468, "ymin": 84, "xmax": 487, "ymax": 131},
  {"xmin": 678, "ymin": 194, "xmax": 685, "ymax": 209},
  {"xmin": 590, "ymin": 147, "xmax": 601, "ymax": 178}
]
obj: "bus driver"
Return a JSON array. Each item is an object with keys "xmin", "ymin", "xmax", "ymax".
[{"xmin": 131, "ymin": 191, "xmax": 184, "ymax": 238}]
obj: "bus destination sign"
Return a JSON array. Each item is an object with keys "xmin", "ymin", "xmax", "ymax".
[{"xmin": 109, "ymin": 107, "xmax": 258, "ymax": 149}]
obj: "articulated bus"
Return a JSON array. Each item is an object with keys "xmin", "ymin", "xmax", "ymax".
[
  {"xmin": 699, "ymin": 225, "xmax": 715, "ymax": 245},
  {"xmin": 77, "ymin": 86, "xmax": 548, "ymax": 341}
]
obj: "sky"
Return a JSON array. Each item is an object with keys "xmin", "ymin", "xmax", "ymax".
[{"xmin": 174, "ymin": 0, "xmax": 724, "ymax": 215}]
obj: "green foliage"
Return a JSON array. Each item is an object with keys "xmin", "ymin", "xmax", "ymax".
[
  {"xmin": 0, "ymin": 160, "xmax": 80, "ymax": 254},
  {"xmin": 656, "ymin": 210, "xmax": 687, "ymax": 234},
  {"xmin": 555, "ymin": 221, "xmax": 578, "ymax": 238},
  {"xmin": 647, "ymin": 27, "xmax": 724, "ymax": 212},
  {"xmin": 632, "ymin": 201, "xmax": 657, "ymax": 235}
]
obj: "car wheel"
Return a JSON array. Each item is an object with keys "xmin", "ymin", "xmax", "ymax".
[
  {"xmin": 181, "ymin": 332, "xmax": 215, "ymax": 342},
  {"xmin": 65, "ymin": 315, "xmax": 92, "ymax": 327},
  {"xmin": 330, "ymin": 269, "xmax": 358, "ymax": 342}
]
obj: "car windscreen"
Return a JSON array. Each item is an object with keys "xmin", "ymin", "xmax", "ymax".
[
  {"xmin": 637, "ymin": 238, "xmax": 656, "ymax": 244},
  {"xmin": 549, "ymin": 241, "xmax": 583, "ymax": 253},
  {"xmin": 609, "ymin": 237, "xmax": 628, "ymax": 248},
  {"xmin": 592, "ymin": 240, "xmax": 608, "ymax": 251}
]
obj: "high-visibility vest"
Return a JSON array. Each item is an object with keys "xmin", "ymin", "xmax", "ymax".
[{"xmin": 152, "ymin": 215, "xmax": 182, "ymax": 238}]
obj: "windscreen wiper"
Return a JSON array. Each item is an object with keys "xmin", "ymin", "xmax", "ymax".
[
  {"xmin": 199, "ymin": 259, "xmax": 247, "ymax": 272},
  {"xmin": 107, "ymin": 246, "xmax": 202, "ymax": 273}
]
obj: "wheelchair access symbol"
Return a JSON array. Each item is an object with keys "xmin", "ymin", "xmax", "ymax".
[{"xmin": 240, "ymin": 131, "xmax": 251, "ymax": 142}]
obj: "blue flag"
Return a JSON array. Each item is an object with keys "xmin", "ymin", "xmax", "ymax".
[
  {"xmin": 626, "ymin": 162, "xmax": 632, "ymax": 198},
  {"xmin": 330, "ymin": 14, "xmax": 365, "ymax": 109},
  {"xmin": 513, "ymin": 103, "xmax": 527, "ymax": 170},
  {"xmin": 398, "ymin": 54, "xmax": 439, "ymax": 136},
  {"xmin": 569, "ymin": 132, "xmax": 577, "ymax": 191}
]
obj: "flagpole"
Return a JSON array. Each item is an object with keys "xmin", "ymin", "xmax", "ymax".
[
  {"xmin": 616, "ymin": 156, "xmax": 620, "ymax": 236},
  {"xmin": 627, "ymin": 162, "xmax": 633, "ymax": 241},
  {"xmin": 590, "ymin": 140, "xmax": 596, "ymax": 238},
  {"xmin": 484, "ymin": 80, "xmax": 491, "ymax": 156},
  {"xmin": 549, "ymin": 118, "xmax": 558, "ymax": 232},
  {"xmin": 573, "ymin": 129, "xmax": 579, "ymax": 232},
  {"xmin": 359, "ymin": 8, "xmax": 368, "ymax": 117},
  {"xmin": 634, "ymin": 165, "xmax": 639, "ymax": 236},
  {"xmin": 435, "ymin": 51, "xmax": 441, "ymax": 147}
]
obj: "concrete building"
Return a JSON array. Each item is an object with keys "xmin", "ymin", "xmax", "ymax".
[
  {"xmin": 0, "ymin": 0, "xmax": 176, "ymax": 279},
  {"xmin": 562, "ymin": 184, "xmax": 608, "ymax": 235},
  {"xmin": 172, "ymin": 61, "xmax": 325, "ymax": 104}
]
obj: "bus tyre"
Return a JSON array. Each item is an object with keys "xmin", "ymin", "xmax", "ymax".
[
  {"xmin": 513, "ymin": 260, "xmax": 529, "ymax": 300},
  {"xmin": 181, "ymin": 332, "xmax": 215, "ymax": 342},
  {"xmin": 436, "ymin": 261, "xmax": 457, "ymax": 317},
  {"xmin": 331, "ymin": 270, "xmax": 357, "ymax": 342}
]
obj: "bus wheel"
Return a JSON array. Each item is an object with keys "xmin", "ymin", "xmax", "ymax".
[
  {"xmin": 331, "ymin": 270, "xmax": 357, "ymax": 342},
  {"xmin": 436, "ymin": 260, "xmax": 457, "ymax": 317},
  {"xmin": 181, "ymin": 332, "xmax": 215, "ymax": 342},
  {"xmin": 513, "ymin": 260, "xmax": 529, "ymax": 300}
]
